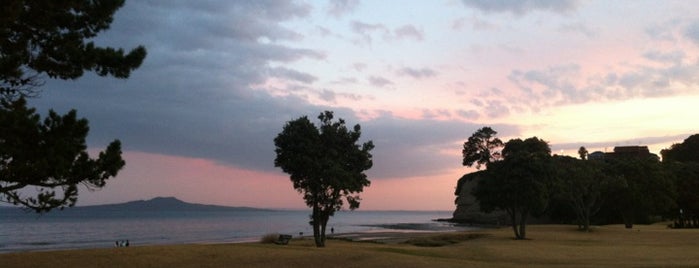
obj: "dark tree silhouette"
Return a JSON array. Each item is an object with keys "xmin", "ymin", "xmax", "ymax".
[
  {"xmin": 0, "ymin": 0, "xmax": 146, "ymax": 212},
  {"xmin": 1, "ymin": 0, "xmax": 146, "ymax": 99},
  {"xmin": 552, "ymin": 155, "xmax": 618, "ymax": 231},
  {"xmin": 578, "ymin": 146, "xmax": 588, "ymax": 160},
  {"xmin": 0, "ymin": 99, "xmax": 125, "ymax": 212},
  {"xmin": 474, "ymin": 137, "xmax": 553, "ymax": 239},
  {"xmin": 661, "ymin": 134, "xmax": 699, "ymax": 227},
  {"xmin": 664, "ymin": 161, "xmax": 699, "ymax": 227},
  {"xmin": 462, "ymin": 126, "xmax": 503, "ymax": 169},
  {"xmin": 661, "ymin": 134, "xmax": 699, "ymax": 163},
  {"xmin": 274, "ymin": 111, "xmax": 374, "ymax": 247},
  {"xmin": 605, "ymin": 157, "xmax": 676, "ymax": 228}
]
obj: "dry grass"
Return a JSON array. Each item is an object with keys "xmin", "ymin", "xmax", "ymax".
[
  {"xmin": 404, "ymin": 232, "xmax": 488, "ymax": 247},
  {"xmin": 2, "ymin": 224, "xmax": 698, "ymax": 268}
]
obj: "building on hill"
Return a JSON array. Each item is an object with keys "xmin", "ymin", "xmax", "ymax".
[
  {"xmin": 588, "ymin": 151, "xmax": 605, "ymax": 160},
  {"xmin": 610, "ymin": 146, "xmax": 651, "ymax": 159},
  {"xmin": 588, "ymin": 146, "xmax": 658, "ymax": 161}
]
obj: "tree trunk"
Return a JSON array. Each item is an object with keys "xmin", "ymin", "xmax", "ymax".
[
  {"xmin": 575, "ymin": 207, "xmax": 584, "ymax": 230},
  {"xmin": 508, "ymin": 209, "xmax": 520, "ymax": 239},
  {"xmin": 582, "ymin": 206, "xmax": 591, "ymax": 232},
  {"xmin": 622, "ymin": 211, "xmax": 634, "ymax": 229},
  {"xmin": 320, "ymin": 217, "xmax": 328, "ymax": 247},
  {"xmin": 517, "ymin": 211, "xmax": 528, "ymax": 240},
  {"xmin": 507, "ymin": 208, "xmax": 529, "ymax": 240},
  {"xmin": 312, "ymin": 204, "xmax": 324, "ymax": 247}
]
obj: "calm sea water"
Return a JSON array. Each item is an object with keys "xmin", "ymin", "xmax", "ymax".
[{"xmin": 0, "ymin": 209, "xmax": 471, "ymax": 253}]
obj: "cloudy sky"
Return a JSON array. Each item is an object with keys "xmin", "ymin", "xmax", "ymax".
[{"xmin": 30, "ymin": 0, "xmax": 699, "ymax": 210}]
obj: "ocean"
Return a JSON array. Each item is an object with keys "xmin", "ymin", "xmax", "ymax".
[{"xmin": 0, "ymin": 209, "xmax": 472, "ymax": 253}]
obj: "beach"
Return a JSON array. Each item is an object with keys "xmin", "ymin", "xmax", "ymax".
[
  {"xmin": 2, "ymin": 223, "xmax": 697, "ymax": 268},
  {"xmin": 0, "ymin": 209, "xmax": 465, "ymax": 253}
]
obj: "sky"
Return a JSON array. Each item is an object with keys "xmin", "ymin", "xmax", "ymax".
[{"xmin": 28, "ymin": 0, "xmax": 699, "ymax": 210}]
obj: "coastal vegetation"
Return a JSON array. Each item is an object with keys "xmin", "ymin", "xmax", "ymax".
[
  {"xmin": 473, "ymin": 136, "xmax": 554, "ymax": 239},
  {"xmin": 0, "ymin": 0, "xmax": 146, "ymax": 212},
  {"xmin": 274, "ymin": 111, "xmax": 374, "ymax": 247},
  {"xmin": 260, "ymin": 233, "xmax": 281, "ymax": 244},
  {"xmin": 460, "ymin": 128, "xmax": 699, "ymax": 239}
]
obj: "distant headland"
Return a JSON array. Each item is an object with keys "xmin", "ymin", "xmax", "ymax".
[{"xmin": 0, "ymin": 197, "xmax": 271, "ymax": 214}]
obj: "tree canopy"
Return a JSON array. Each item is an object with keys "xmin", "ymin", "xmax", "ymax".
[
  {"xmin": 661, "ymin": 134, "xmax": 699, "ymax": 163},
  {"xmin": 551, "ymin": 155, "xmax": 618, "ymax": 231},
  {"xmin": 0, "ymin": 98, "xmax": 125, "ymax": 212},
  {"xmin": 604, "ymin": 156, "xmax": 676, "ymax": 228},
  {"xmin": 473, "ymin": 136, "xmax": 553, "ymax": 239},
  {"xmin": 274, "ymin": 111, "xmax": 374, "ymax": 247},
  {"xmin": 462, "ymin": 126, "xmax": 503, "ymax": 169},
  {"xmin": 0, "ymin": 0, "xmax": 145, "ymax": 212},
  {"xmin": 660, "ymin": 134, "xmax": 699, "ymax": 227},
  {"xmin": 1, "ymin": 0, "xmax": 146, "ymax": 98},
  {"xmin": 459, "ymin": 132, "xmax": 698, "ymax": 232},
  {"xmin": 578, "ymin": 146, "xmax": 588, "ymax": 160}
]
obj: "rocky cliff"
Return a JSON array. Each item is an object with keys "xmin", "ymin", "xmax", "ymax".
[{"xmin": 452, "ymin": 171, "xmax": 508, "ymax": 225}]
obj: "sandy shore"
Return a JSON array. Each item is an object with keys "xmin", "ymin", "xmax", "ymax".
[{"xmin": 2, "ymin": 224, "xmax": 698, "ymax": 268}]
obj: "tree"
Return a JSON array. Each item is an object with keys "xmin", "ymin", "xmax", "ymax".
[
  {"xmin": 605, "ymin": 156, "xmax": 676, "ymax": 228},
  {"xmin": 274, "ymin": 111, "xmax": 374, "ymax": 247},
  {"xmin": 661, "ymin": 134, "xmax": 699, "ymax": 163},
  {"xmin": 473, "ymin": 137, "xmax": 553, "ymax": 239},
  {"xmin": 578, "ymin": 146, "xmax": 588, "ymax": 160},
  {"xmin": 462, "ymin": 126, "xmax": 504, "ymax": 169},
  {"xmin": 0, "ymin": 0, "xmax": 146, "ymax": 212},
  {"xmin": 0, "ymin": 98, "xmax": 125, "ymax": 212},
  {"xmin": 552, "ymin": 155, "xmax": 618, "ymax": 231},
  {"xmin": 661, "ymin": 134, "xmax": 699, "ymax": 227},
  {"xmin": 664, "ymin": 161, "xmax": 699, "ymax": 227},
  {"xmin": 1, "ymin": 0, "xmax": 146, "ymax": 99}
]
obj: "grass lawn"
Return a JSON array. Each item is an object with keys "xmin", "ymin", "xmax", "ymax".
[{"xmin": 2, "ymin": 224, "xmax": 697, "ymax": 267}]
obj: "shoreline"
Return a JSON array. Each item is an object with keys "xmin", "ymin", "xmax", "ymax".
[
  {"xmin": 2, "ymin": 224, "xmax": 698, "ymax": 268},
  {"xmin": 0, "ymin": 228, "xmax": 458, "ymax": 255},
  {"xmin": 0, "ymin": 227, "xmax": 467, "ymax": 254},
  {"xmin": 1, "ymin": 209, "xmax": 458, "ymax": 253}
]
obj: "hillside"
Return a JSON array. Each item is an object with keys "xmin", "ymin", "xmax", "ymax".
[
  {"xmin": 0, "ymin": 197, "xmax": 270, "ymax": 215},
  {"xmin": 84, "ymin": 197, "xmax": 268, "ymax": 212}
]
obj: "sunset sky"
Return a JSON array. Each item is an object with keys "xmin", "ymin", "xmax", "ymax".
[{"xmin": 29, "ymin": 0, "xmax": 699, "ymax": 210}]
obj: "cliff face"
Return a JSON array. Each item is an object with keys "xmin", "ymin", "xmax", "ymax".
[{"xmin": 452, "ymin": 171, "xmax": 508, "ymax": 225}]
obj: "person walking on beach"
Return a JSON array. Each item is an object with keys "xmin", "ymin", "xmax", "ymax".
[{"xmin": 331, "ymin": 227, "xmax": 334, "ymax": 234}]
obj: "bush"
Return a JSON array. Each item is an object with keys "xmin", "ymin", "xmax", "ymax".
[{"xmin": 260, "ymin": 233, "xmax": 280, "ymax": 244}]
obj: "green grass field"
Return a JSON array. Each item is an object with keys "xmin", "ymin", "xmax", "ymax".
[{"xmin": 2, "ymin": 224, "xmax": 697, "ymax": 267}]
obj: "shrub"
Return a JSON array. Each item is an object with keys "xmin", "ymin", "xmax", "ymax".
[{"xmin": 260, "ymin": 233, "xmax": 280, "ymax": 244}]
